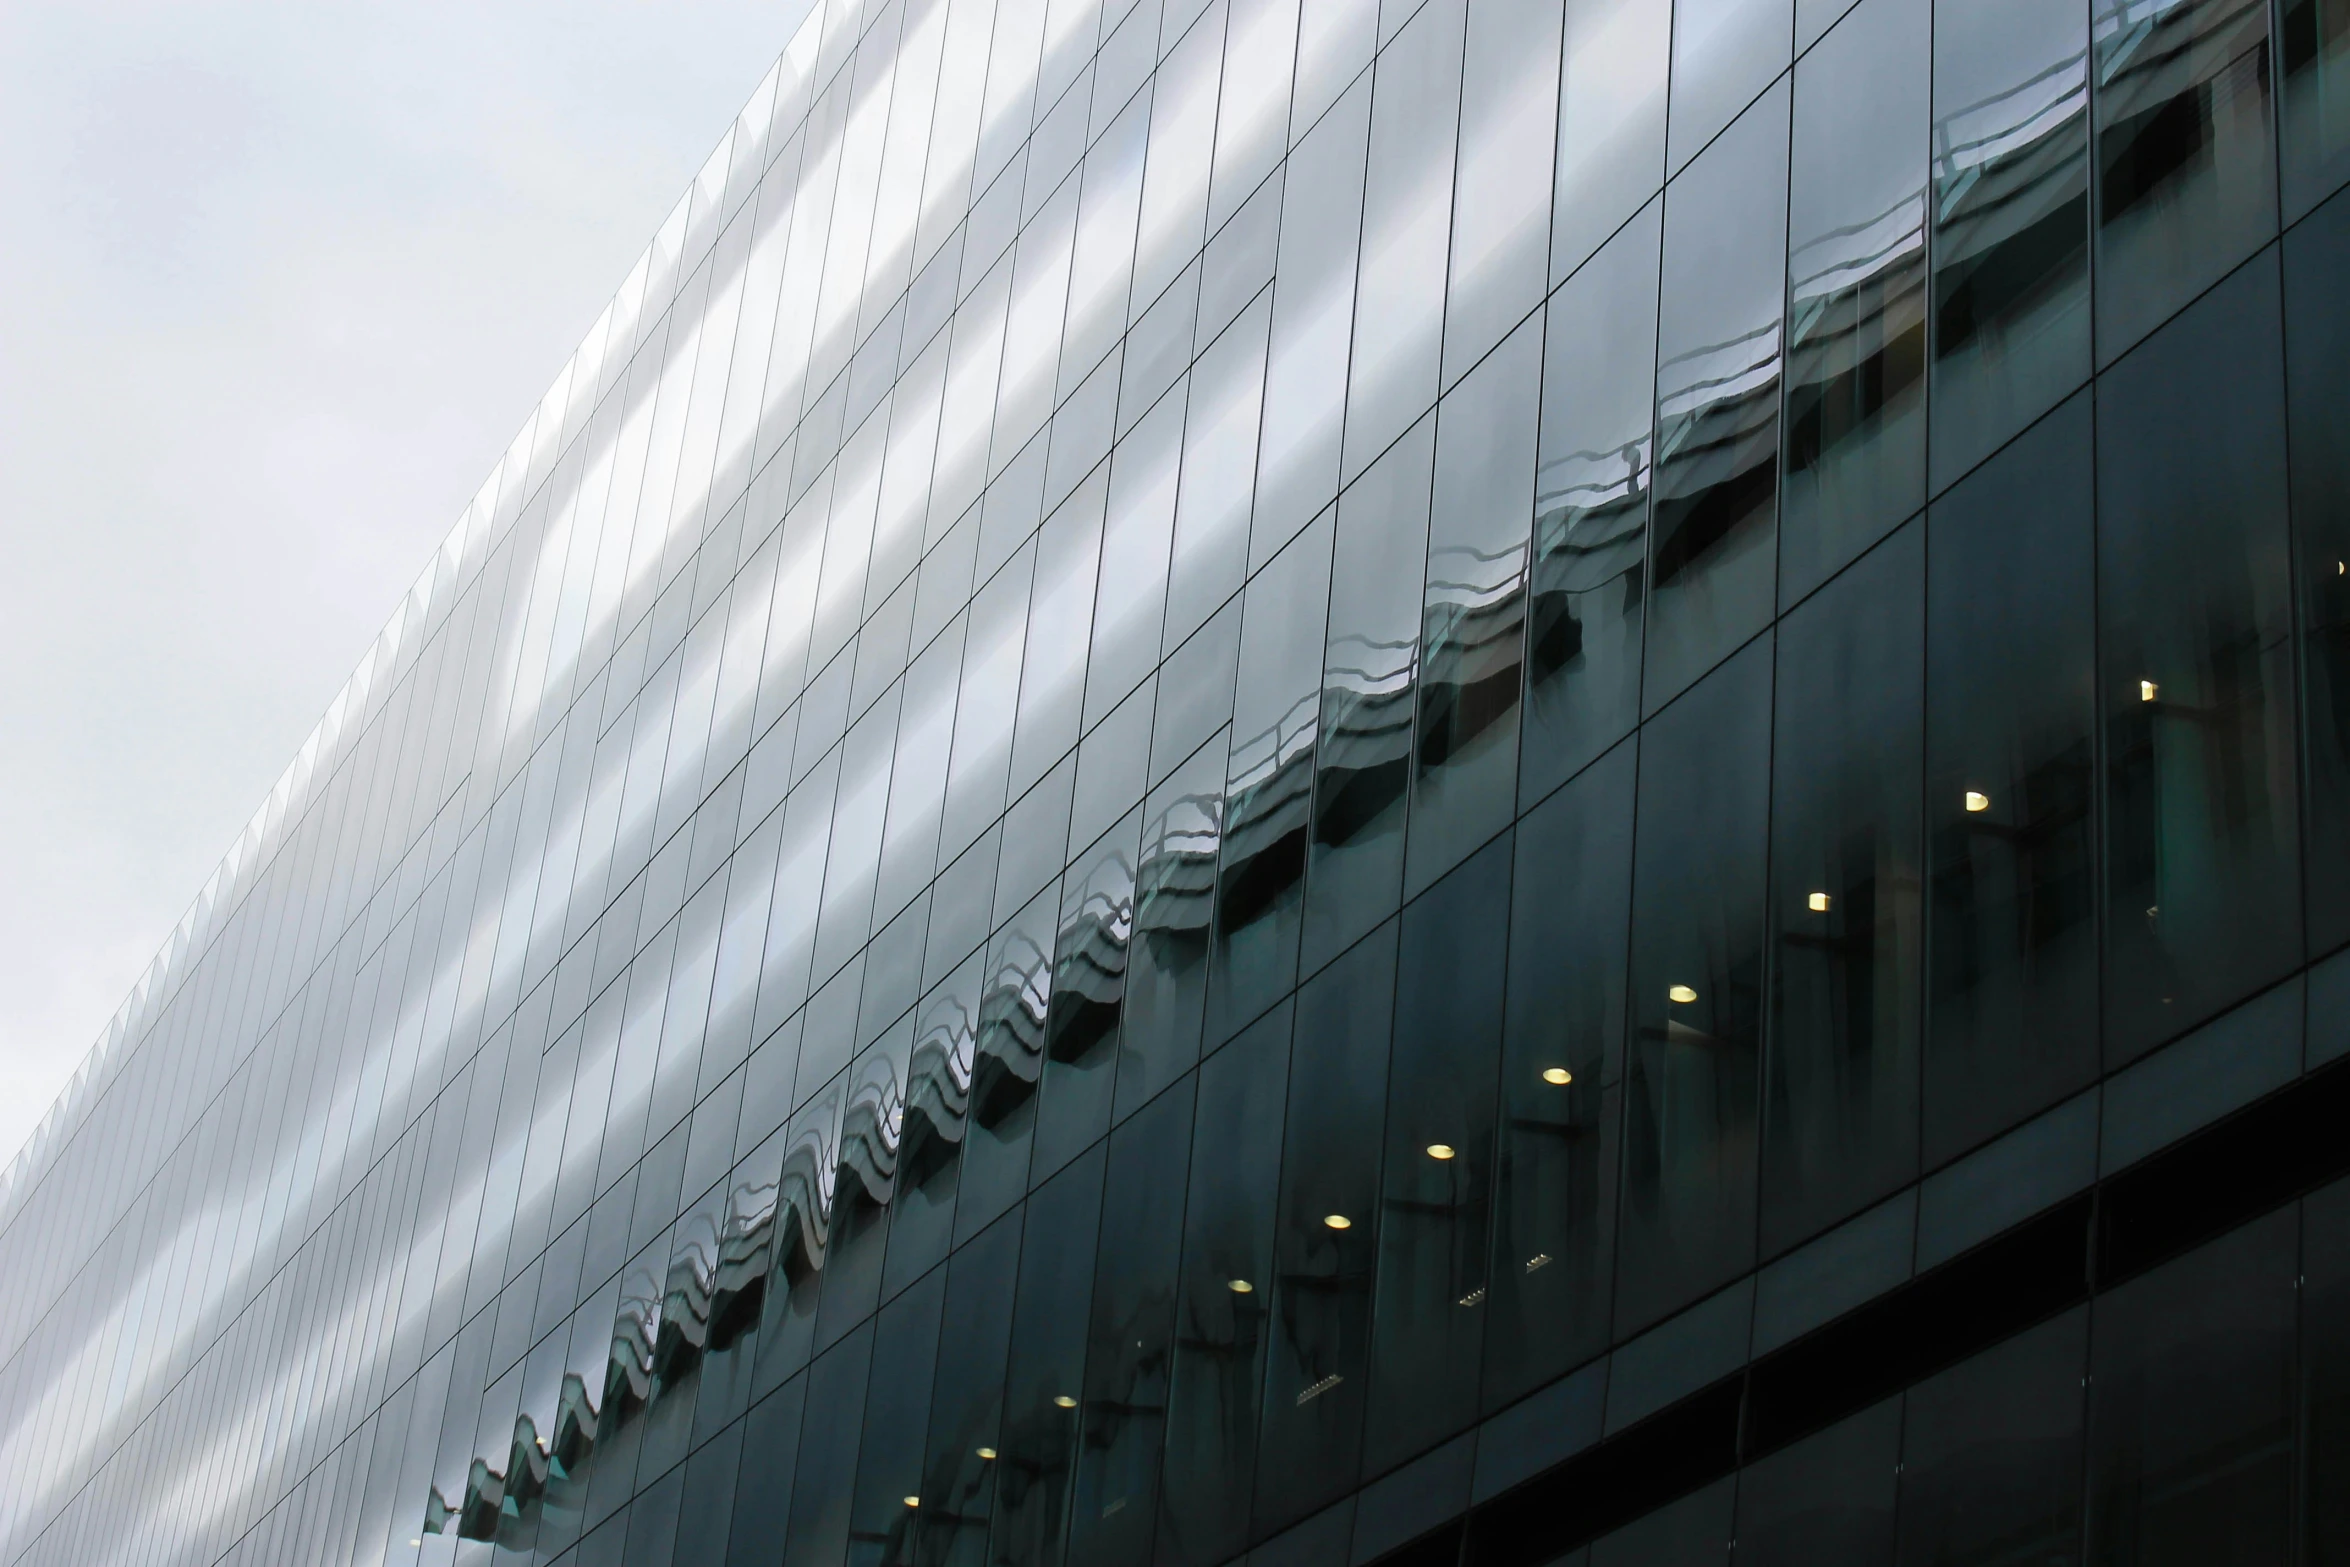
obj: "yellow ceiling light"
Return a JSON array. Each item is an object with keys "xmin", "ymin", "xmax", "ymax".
[
  {"xmin": 2140, "ymin": 679, "xmax": 2159, "ymax": 702},
  {"xmin": 1964, "ymin": 791, "xmax": 1990, "ymax": 813},
  {"xmin": 1426, "ymin": 1143, "xmax": 1456, "ymax": 1160},
  {"xmin": 1807, "ymin": 892, "xmax": 1830, "ymax": 912},
  {"xmin": 1323, "ymin": 1213, "xmax": 1352, "ymax": 1230},
  {"xmin": 1667, "ymin": 984, "xmax": 1698, "ymax": 1004},
  {"xmin": 1542, "ymin": 1066, "xmax": 1573, "ymax": 1085},
  {"xmin": 1054, "ymin": 1394, "xmax": 1078, "ymax": 1408},
  {"xmin": 1228, "ymin": 1278, "xmax": 1254, "ymax": 1293},
  {"xmin": 977, "ymin": 1447, "xmax": 998, "ymax": 1461}
]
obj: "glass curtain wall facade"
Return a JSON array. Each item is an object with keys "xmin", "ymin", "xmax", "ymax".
[{"xmin": 2, "ymin": 0, "xmax": 2349, "ymax": 1561}]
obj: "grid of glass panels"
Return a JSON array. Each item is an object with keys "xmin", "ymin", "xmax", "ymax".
[{"xmin": 0, "ymin": 0, "xmax": 2345, "ymax": 1561}]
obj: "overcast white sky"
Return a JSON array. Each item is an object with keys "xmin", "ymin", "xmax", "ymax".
[{"xmin": 0, "ymin": 1, "xmax": 813, "ymax": 1170}]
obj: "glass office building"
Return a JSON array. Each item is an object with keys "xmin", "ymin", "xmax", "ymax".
[{"xmin": 4, "ymin": 0, "xmax": 2350, "ymax": 1560}]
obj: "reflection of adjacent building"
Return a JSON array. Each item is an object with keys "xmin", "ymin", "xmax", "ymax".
[
  {"xmin": 1652, "ymin": 321, "xmax": 1782, "ymax": 581},
  {"xmin": 418, "ymin": 544, "xmax": 1534, "ymax": 1549},
  {"xmin": 2094, "ymin": 0, "xmax": 2270, "ymax": 224},
  {"xmin": 1785, "ymin": 188, "xmax": 1927, "ymax": 479},
  {"xmin": 1529, "ymin": 441, "xmax": 1647, "ymax": 688},
  {"xmin": 1417, "ymin": 543, "xmax": 1529, "ymax": 771},
  {"xmin": 1932, "ymin": 48, "xmax": 2090, "ymax": 354},
  {"xmin": 1218, "ymin": 699, "xmax": 1318, "ymax": 932},
  {"xmin": 1133, "ymin": 792, "xmax": 1219, "ymax": 958},
  {"xmin": 1313, "ymin": 646, "xmax": 1414, "ymax": 851}
]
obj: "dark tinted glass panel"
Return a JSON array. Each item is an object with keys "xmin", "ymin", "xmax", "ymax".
[
  {"xmin": 1763, "ymin": 522, "xmax": 1922, "ymax": 1254},
  {"xmin": 1591, "ymin": 1474, "xmax": 1732, "ymax": 1567},
  {"xmin": 648, "ymin": 1198, "xmax": 719, "ymax": 1473},
  {"xmin": 1212, "ymin": 513, "xmax": 1334, "ymax": 1039},
  {"xmin": 546, "ymin": 1304, "xmax": 608, "ymax": 1554},
  {"xmin": 1118, "ymin": 743, "xmax": 1223, "ymax": 1120},
  {"xmin": 1036, "ymin": 809, "xmax": 1142, "ymax": 1180},
  {"xmin": 991, "ymin": 1146, "xmax": 1106, "ymax": 1567},
  {"xmin": 820, "ymin": 1047, "xmax": 907, "ymax": 1352},
  {"xmin": 1410, "ymin": 324, "xmax": 1540, "ymax": 892},
  {"xmin": 784, "ymin": 1322, "xmax": 876, "ymax": 1567},
  {"xmin": 1067, "ymin": 1079, "xmax": 1193, "ymax": 1567},
  {"xmin": 1735, "ymin": 1398, "xmax": 1899, "ymax": 1567},
  {"xmin": 1523, "ymin": 203, "xmax": 1658, "ymax": 804},
  {"xmin": 1780, "ymin": 0, "xmax": 1929, "ymax": 604},
  {"xmin": 1619, "ymin": 637, "xmax": 1772, "ymax": 1331},
  {"xmin": 1924, "ymin": 394, "xmax": 2099, "ymax": 1164},
  {"xmin": 1366, "ymin": 838, "xmax": 1507, "ymax": 1472},
  {"xmin": 2085, "ymin": 1210, "xmax": 2296, "ymax": 1567},
  {"xmin": 848, "ymin": 1267, "xmax": 946, "ymax": 1567},
  {"xmin": 1306, "ymin": 426, "xmax": 1431, "ymax": 975},
  {"xmin": 1649, "ymin": 83, "xmax": 1789, "ymax": 712},
  {"xmin": 2097, "ymin": 257, "xmax": 2299, "ymax": 1061},
  {"xmin": 1159, "ymin": 1006, "xmax": 1290, "ymax": 1567},
  {"xmin": 1486, "ymin": 739, "xmax": 1633, "ymax": 1407},
  {"xmin": 759, "ymin": 1084, "xmax": 844, "ymax": 1397},
  {"xmin": 1894, "ymin": 1308, "xmax": 2086, "ymax": 1567},
  {"xmin": 2092, "ymin": 0, "xmax": 2278, "ymax": 360},
  {"xmin": 583, "ymin": 1509, "xmax": 629, "ymax": 1567},
  {"xmin": 915, "ymin": 1211, "xmax": 1022, "ymax": 1567},
  {"xmin": 2285, "ymin": 193, "xmax": 2350, "ymax": 957},
  {"xmin": 888, "ymin": 977, "xmax": 975, "ymax": 1301},
  {"xmin": 957, "ymin": 891, "xmax": 1054, "ymax": 1245},
  {"xmin": 2281, "ymin": 0, "xmax": 2350, "ymax": 213},
  {"xmin": 2304, "ymin": 1177, "xmax": 2350, "ymax": 1567},
  {"xmin": 626, "ymin": 1466, "xmax": 682, "ymax": 1567},
  {"xmin": 1256, "ymin": 927, "xmax": 1394, "ymax": 1536},
  {"xmin": 674, "ymin": 1418, "xmax": 744, "ymax": 1567},
  {"xmin": 1929, "ymin": 0, "xmax": 2091, "ymax": 492}
]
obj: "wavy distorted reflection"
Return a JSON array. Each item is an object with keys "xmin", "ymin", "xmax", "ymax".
[
  {"xmin": 406, "ymin": 667, "xmax": 1412, "ymax": 1552},
  {"xmin": 1417, "ymin": 542, "xmax": 1529, "ymax": 774}
]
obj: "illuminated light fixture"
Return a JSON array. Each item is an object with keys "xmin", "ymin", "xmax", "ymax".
[
  {"xmin": 1458, "ymin": 1286, "xmax": 1486, "ymax": 1307},
  {"xmin": 1228, "ymin": 1278, "xmax": 1254, "ymax": 1293},
  {"xmin": 1054, "ymin": 1394, "xmax": 1078, "ymax": 1408},
  {"xmin": 977, "ymin": 1447, "xmax": 998, "ymax": 1461},
  {"xmin": 2140, "ymin": 679, "xmax": 2159, "ymax": 702},
  {"xmin": 904, "ymin": 1497, "xmax": 922, "ymax": 1508},
  {"xmin": 2339, "ymin": 561, "xmax": 2346, "ymax": 576},
  {"xmin": 1964, "ymin": 791, "xmax": 1991, "ymax": 813},
  {"xmin": 1808, "ymin": 892, "xmax": 1831, "ymax": 912},
  {"xmin": 1323, "ymin": 1213, "xmax": 1353, "ymax": 1230},
  {"xmin": 1542, "ymin": 1066, "xmax": 1573, "ymax": 1085},
  {"xmin": 1526, "ymin": 1252, "xmax": 1553, "ymax": 1272},
  {"xmin": 1426, "ymin": 1143, "xmax": 1456, "ymax": 1160},
  {"xmin": 1668, "ymin": 984, "xmax": 1698, "ymax": 1004}
]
